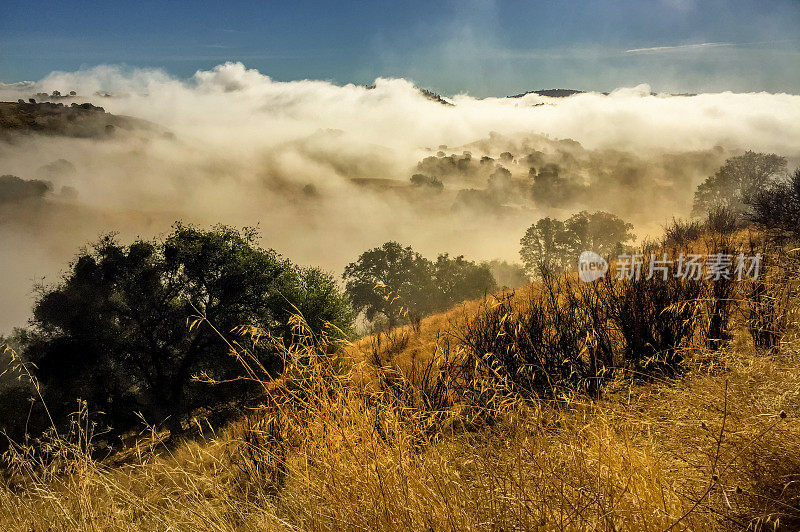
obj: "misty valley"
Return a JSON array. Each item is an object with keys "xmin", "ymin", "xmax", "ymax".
[{"xmin": 1, "ymin": 52, "xmax": 800, "ymax": 531}]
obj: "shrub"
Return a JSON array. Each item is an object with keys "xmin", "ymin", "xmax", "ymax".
[
  {"xmin": 749, "ymin": 168, "xmax": 800, "ymax": 241},
  {"xmin": 705, "ymin": 205, "xmax": 740, "ymax": 235},
  {"xmin": 741, "ymin": 238, "xmax": 800, "ymax": 353},
  {"xmin": 700, "ymin": 230, "xmax": 740, "ymax": 351},
  {"xmin": 663, "ymin": 218, "xmax": 704, "ymax": 249},
  {"xmin": 455, "ymin": 251, "xmax": 709, "ymax": 396},
  {"xmin": 597, "ymin": 257, "xmax": 703, "ymax": 372}
]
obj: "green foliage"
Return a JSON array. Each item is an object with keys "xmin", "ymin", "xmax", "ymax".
[
  {"xmin": 19, "ymin": 223, "xmax": 352, "ymax": 436},
  {"xmin": 520, "ymin": 211, "xmax": 634, "ymax": 275},
  {"xmin": 343, "ymin": 242, "xmax": 496, "ymax": 326},
  {"xmin": 520, "ymin": 217, "xmax": 571, "ymax": 273},
  {"xmin": 288, "ymin": 266, "xmax": 355, "ymax": 337},
  {"xmin": 343, "ymin": 242, "xmax": 435, "ymax": 325},
  {"xmin": 433, "ymin": 253, "xmax": 497, "ymax": 310},
  {"xmin": 692, "ymin": 151, "xmax": 787, "ymax": 217}
]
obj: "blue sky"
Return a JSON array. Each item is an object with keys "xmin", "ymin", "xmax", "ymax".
[{"xmin": 1, "ymin": 0, "xmax": 798, "ymax": 96}]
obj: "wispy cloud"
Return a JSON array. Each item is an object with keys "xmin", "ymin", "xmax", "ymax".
[{"xmin": 625, "ymin": 42, "xmax": 734, "ymax": 54}]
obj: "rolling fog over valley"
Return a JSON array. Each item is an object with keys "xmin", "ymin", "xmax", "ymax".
[{"xmin": 0, "ymin": 62, "xmax": 798, "ymax": 331}]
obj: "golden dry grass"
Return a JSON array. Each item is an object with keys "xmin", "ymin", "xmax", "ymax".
[{"xmin": 2, "ymin": 290, "xmax": 800, "ymax": 531}]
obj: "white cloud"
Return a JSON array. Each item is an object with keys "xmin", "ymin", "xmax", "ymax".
[{"xmin": 625, "ymin": 42, "xmax": 734, "ymax": 54}]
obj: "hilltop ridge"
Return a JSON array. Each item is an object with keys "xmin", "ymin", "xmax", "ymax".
[{"xmin": 0, "ymin": 100, "xmax": 167, "ymax": 140}]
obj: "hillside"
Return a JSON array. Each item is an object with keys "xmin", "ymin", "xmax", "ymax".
[
  {"xmin": 508, "ymin": 88, "xmax": 586, "ymax": 98},
  {"xmin": 2, "ymin": 253, "xmax": 800, "ymax": 529},
  {"xmin": 0, "ymin": 100, "xmax": 165, "ymax": 140}
]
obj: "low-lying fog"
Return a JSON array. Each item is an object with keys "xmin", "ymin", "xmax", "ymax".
[{"xmin": 0, "ymin": 61, "xmax": 798, "ymax": 332}]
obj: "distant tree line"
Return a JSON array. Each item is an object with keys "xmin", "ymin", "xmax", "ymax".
[
  {"xmin": 343, "ymin": 242, "xmax": 498, "ymax": 327},
  {"xmin": 516, "ymin": 151, "xmax": 797, "ymax": 276},
  {"xmin": 0, "ymin": 174, "xmax": 51, "ymax": 204}
]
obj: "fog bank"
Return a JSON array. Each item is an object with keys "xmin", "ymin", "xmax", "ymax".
[{"xmin": 0, "ymin": 62, "xmax": 798, "ymax": 332}]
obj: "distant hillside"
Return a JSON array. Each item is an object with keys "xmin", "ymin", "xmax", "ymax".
[
  {"xmin": 419, "ymin": 89, "xmax": 453, "ymax": 106},
  {"xmin": 364, "ymin": 84, "xmax": 454, "ymax": 105},
  {"xmin": 508, "ymin": 89, "xmax": 585, "ymax": 98},
  {"xmin": 508, "ymin": 89, "xmax": 698, "ymax": 98},
  {"xmin": 0, "ymin": 100, "xmax": 165, "ymax": 140}
]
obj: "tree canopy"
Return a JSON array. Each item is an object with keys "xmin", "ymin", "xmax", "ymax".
[
  {"xmin": 520, "ymin": 211, "xmax": 634, "ymax": 275},
  {"xmin": 692, "ymin": 151, "xmax": 787, "ymax": 217},
  {"xmin": 343, "ymin": 242, "xmax": 496, "ymax": 326},
  {"xmin": 22, "ymin": 224, "xmax": 352, "ymax": 436}
]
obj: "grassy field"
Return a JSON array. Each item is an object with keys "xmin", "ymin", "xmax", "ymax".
[{"xmin": 2, "ymin": 272, "xmax": 799, "ymax": 531}]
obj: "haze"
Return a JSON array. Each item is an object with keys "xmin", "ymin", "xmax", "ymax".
[{"xmin": 0, "ymin": 62, "xmax": 798, "ymax": 332}]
